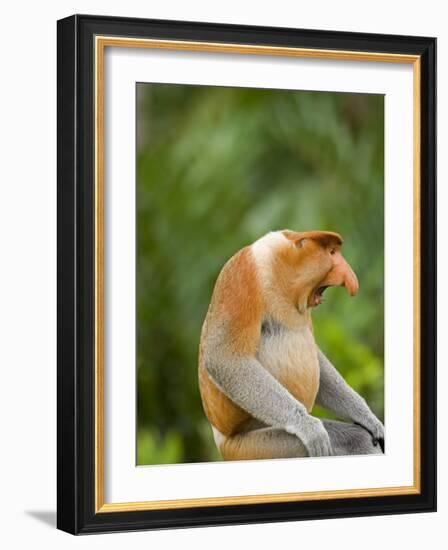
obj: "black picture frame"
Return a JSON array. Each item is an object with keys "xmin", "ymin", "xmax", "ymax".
[{"xmin": 57, "ymin": 14, "xmax": 436, "ymax": 534}]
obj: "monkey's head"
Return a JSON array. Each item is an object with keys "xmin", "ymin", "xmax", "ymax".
[{"xmin": 268, "ymin": 230, "xmax": 359, "ymax": 313}]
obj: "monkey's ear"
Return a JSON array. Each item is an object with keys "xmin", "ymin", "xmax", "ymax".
[{"xmin": 281, "ymin": 230, "xmax": 307, "ymax": 249}]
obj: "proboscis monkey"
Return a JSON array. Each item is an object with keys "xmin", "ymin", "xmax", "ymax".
[{"xmin": 198, "ymin": 230, "xmax": 384, "ymax": 460}]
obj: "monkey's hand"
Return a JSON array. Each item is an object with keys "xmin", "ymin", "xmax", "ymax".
[
  {"xmin": 287, "ymin": 416, "xmax": 333, "ymax": 457},
  {"xmin": 355, "ymin": 415, "xmax": 385, "ymax": 452}
]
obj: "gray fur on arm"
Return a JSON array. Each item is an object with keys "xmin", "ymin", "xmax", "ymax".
[{"xmin": 316, "ymin": 348, "xmax": 384, "ymax": 448}]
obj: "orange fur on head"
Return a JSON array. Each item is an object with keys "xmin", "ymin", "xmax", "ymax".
[{"xmin": 279, "ymin": 230, "xmax": 358, "ymax": 310}]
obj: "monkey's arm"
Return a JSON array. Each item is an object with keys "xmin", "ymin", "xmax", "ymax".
[
  {"xmin": 316, "ymin": 349, "xmax": 384, "ymax": 450},
  {"xmin": 205, "ymin": 354, "xmax": 332, "ymax": 457}
]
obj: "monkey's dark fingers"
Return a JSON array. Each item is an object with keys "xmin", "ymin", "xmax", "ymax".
[
  {"xmin": 354, "ymin": 422, "xmax": 384, "ymax": 453},
  {"xmin": 373, "ymin": 437, "xmax": 385, "ymax": 453}
]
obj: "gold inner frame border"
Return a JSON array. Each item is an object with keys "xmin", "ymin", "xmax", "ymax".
[{"xmin": 94, "ymin": 35, "xmax": 421, "ymax": 513}]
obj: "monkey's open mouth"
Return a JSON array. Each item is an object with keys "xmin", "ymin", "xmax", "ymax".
[{"xmin": 310, "ymin": 285, "xmax": 329, "ymax": 307}]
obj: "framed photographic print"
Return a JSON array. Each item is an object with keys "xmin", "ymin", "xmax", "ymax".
[{"xmin": 57, "ymin": 14, "xmax": 436, "ymax": 534}]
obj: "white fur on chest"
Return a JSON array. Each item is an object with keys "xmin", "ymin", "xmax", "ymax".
[
  {"xmin": 257, "ymin": 323, "xmax": 320, "ymax": 410},
  {"xmin": 257, "ymin": 323, "xmax": 317, "ymax": 374}
]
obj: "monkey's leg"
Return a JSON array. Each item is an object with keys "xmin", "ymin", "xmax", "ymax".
[
  {"xmin": 322, "ymin": 419, "xmax": 383, "ymax": 456},
  {"xmin": 218, "ymin": 419, "xmax": 382, "ymax": 460},
  {"xmin": 219, "ymin": 427, "xmax": 308, "ymax": 461}
]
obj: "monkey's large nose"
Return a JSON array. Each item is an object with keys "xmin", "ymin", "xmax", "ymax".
[
  {"xmin": 344, "ymin": 266, "xmax": 359, "ymax": 296},
  {"xmin": 321, "ymin": 254, "xmax": 359, "ymax": 297},
  {"xmin": 336, "ymin": 254, "xmax": 359, "ymax": 296}
]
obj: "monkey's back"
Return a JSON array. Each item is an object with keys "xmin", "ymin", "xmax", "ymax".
[{"xmin": 199, "ymin": 246, "xmax": 261, "ymax": 436}]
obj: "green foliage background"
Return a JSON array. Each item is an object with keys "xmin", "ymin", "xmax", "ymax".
[{"xmin": 136, "ymin": 84, "xmax": 384, "ymax": 465}]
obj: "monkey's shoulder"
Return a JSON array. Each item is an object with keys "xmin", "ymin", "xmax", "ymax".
[{"xmin": 202, "ymin": 246, "xmax": 264, "ymax": 356}]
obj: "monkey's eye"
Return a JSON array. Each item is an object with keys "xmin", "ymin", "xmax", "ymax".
[{"xmin": 329, "ymin": 248, "xmax": 337, "ymax": 255}]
